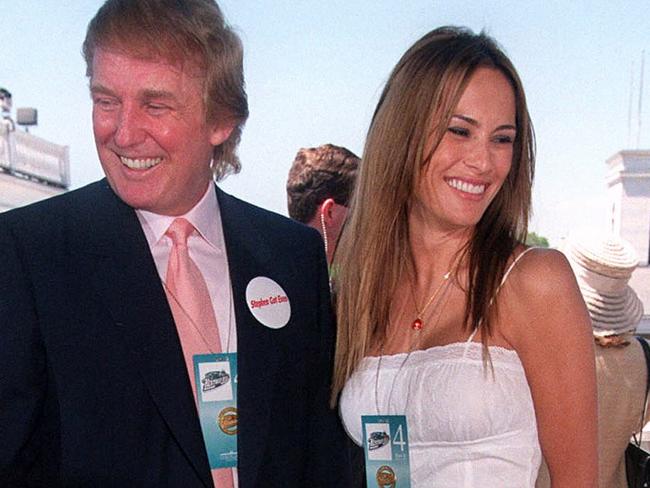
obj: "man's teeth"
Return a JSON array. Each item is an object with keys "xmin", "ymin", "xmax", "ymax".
[
  {"xmin": 120, "ymin": 157, "xmax": 162, "ymax": 169},
  {"xmin": 447, "ymin": 178, "xmax": 486, "ymax": 195}
]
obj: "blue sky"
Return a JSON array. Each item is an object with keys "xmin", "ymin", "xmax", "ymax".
[{"xmin": 2, "ymin": 1, "xmax": 648, "ymax": 244}]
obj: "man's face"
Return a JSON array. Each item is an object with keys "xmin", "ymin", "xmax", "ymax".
[{"xmin": 90, "ymin": 47, "xmax": 232, "ymax": 215}]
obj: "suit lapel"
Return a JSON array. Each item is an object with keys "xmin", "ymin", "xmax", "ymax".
[
  {"xmin": 79, "ymin": 182, "xmax": 212, "ymax": 487},
  {"xmin": 217, "ymin": 186, "xmax": 279, "ymax": 487}
]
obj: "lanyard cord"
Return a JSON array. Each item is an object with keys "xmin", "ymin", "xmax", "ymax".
[{"xmin": 373, "ymin": 280, "xmax": 454, "ymax": 415}]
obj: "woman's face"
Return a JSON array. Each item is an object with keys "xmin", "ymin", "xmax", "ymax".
[{"xmin": 411, "ymin": 67, "xmax": 516, "ymax": 234}]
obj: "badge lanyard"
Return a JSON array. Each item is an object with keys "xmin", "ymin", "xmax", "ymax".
[
  {"xmin": 373, "ymin": 278, "xmax": 453, "ymax": 415},
  {"xmin": 194, "ymin": 352, "xmax": 238, "ymax": 469},
  {"xmin": 362, "ymin": 279, "xmax": 453, "ymax": 488},
  {"xmin": 361, "ymin": 334, "xmax": 418, "ymax": 488},
  {"xmin": 362, "ymin": 414, "xmax": 410, "ymax": 488},
  {"xmin": 163, "ymin": 263, "xmax": 238, "ymax": 470}
]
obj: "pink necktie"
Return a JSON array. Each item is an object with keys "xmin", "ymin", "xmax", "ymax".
[{"xmin": 164, "ymin": 218, "xmax": 234, "ymax": 488}]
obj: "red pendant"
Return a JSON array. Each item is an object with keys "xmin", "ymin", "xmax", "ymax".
[{"xmin": 411, "ymin": 318, "xmax": 423, "ymax": 330}]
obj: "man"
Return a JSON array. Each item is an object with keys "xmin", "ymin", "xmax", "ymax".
[
  {"xmin": 0, "ymin": 88, "xmax": 14, "ymax": 133},
  {"xmin": 0, "ymin": 88, "xmax": 12, "ymax": 117},
  {"xmin": 286, "ymin": 145, "xmax": 363, "ymax": 487},
  {"xmin": 0, "ymin": 1, "xmax": 350, "ymax": 487},
  {"xmin": 286, "ymin": 144, "xmax": 359, "ymax": 266}
]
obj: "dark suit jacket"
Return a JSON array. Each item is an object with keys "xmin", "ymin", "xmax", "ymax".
[{"xmin": 0, "ymin": 180, "xmax": 351, "ymax": 487}]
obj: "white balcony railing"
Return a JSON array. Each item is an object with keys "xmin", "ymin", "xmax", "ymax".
[{"xmin": 0, "ymin": 120, "xmax": 69, "ymax": 188}]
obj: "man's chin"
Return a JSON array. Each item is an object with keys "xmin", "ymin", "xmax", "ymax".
[{"xmin": 107, "ymin": 181, "xmax": 158, "ymax": 211}]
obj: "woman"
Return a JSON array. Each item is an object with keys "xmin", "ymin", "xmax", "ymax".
[
  {"xmin": 537, "ymin": 234, "xmax": 647, "ymax": 488},
  {"xmin": 334, "ymin": 27, "xmax": 597, "ymax": 487}
]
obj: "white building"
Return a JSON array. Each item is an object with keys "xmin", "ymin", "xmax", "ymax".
[
  {"xmin": 606, "ymin": 150, "xmax": 650, "ymax": 332},
  {"xmin": 0, "ymin": 119, "xmax": 69, "ymax": 211}
]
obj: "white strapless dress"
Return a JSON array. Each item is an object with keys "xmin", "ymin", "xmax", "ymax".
[{"xmin": 339, "ymin": 341, "xmax": 541, "ymax": 487}]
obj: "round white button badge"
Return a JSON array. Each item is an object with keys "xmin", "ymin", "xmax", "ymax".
[{"xmin": 245, "ymin": 276, "xmax": 291, "ymax": 329}]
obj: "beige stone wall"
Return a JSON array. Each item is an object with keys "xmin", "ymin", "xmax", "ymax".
[{"xmin": 606, "ymin": 150, "xmax": 650, "ymax": 266}]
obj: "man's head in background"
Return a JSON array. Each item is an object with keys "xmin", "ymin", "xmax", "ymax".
[
  {"xmin": 0, "ymin": 88, "xmax": 12, "ymax": 116},
  {"xmin": 287, "ymin": 144, "xmax": 359, "ymax": 265}
]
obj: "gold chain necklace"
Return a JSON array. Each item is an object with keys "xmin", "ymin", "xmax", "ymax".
[{"xmin": 408, "ymin": 269, "xmax": 453, "ymax": 330}]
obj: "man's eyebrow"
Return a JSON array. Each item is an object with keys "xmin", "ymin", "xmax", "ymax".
[
  {"xmin": 451, "ymin": 114, "xmax": 516, "ymax": 131},
  {"xmin": 140, "ymin": 89, "xmax": 178, "ymax": 102},
  {"xmin": 89, "ymin": 83, "xmax": 115, "ymax": 96},
  {"xmin": 89, "ymin": 86, "xmax": 179, "ymax": 103}
]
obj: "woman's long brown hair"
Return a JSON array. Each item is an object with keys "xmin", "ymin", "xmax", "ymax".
[{"xmin": 331, "ymin": 26, "xmax": 535, "ymax": 405}]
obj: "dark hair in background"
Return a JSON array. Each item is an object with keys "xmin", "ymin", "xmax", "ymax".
[
  {"xmin": 82, "ymin": 0, "xmax": 248, "ymax": 181},
  {"xmin": 286, "ymin": 144, "xmax": 360, "ymax": 223}
]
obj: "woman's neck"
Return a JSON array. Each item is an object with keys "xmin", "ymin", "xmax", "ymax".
[{"xmin": 407, "ymin": 214, "xmax": 473, "ymax": 289}]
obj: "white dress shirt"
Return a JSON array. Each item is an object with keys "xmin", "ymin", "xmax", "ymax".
[{"xmin": 136, "ymin": 183, "xmax": 237, "ymax": 352}]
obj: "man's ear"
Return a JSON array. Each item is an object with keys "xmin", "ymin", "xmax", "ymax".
[
  {"xmin": 209, "ymin": 121, "xmax": 235, "ymax": 146},
  {"xmin": 319, "ymin": 198, "xmax": 336, "ymax": 223}
]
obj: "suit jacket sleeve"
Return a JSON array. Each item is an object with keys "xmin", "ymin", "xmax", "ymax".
[
  {"xmin": 0, "ymin": 222, "xmax": 51, "ymax": 486},
  {"xmin": 304, "ymin": 232, "xmax": 353, "ymax": 486}
]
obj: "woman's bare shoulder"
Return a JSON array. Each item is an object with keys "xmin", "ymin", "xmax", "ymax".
[
  {"xmin": 499, "ymin": 246, "xmax": 590, "ymax": 346},
  {"xmin": 506, "ymin": 246, "xmax": 578, "ymax": 303}
]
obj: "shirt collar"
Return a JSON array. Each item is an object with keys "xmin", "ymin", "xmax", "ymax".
[{"xmin": 136, "ymin": 183, "xmax": 224, "ymax": 252}]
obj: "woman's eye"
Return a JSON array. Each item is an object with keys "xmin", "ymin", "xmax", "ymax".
[
  {"xmin": 448, "ymin": 127, "xmax": 469, "ymax": 137},
  {"xmin": 494, "ymin": 134, "xmax": 515, "ymax": 144}
]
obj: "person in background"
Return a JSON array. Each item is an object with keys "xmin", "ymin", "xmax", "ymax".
[
  {"xmin": 0, "ymin": 1, "xmax": 350, "ymax": 486},
  {"xmin": 286, "ymin": 143, "xmax": 360, "ymax": 267},
  {"xmin": 0, "ymin": 88, "xmax": 14, "ymax": 133},
  {"xmin": 537, "ymin": 234, "xmax": 646, "ymax": 488},
  {"xmin": 0, "ymin": 88, "xmax": 11, "ymax": 116},
  {"xmin": 334, "ymin": 26, "xmax": 598, "ymax": 487}
]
